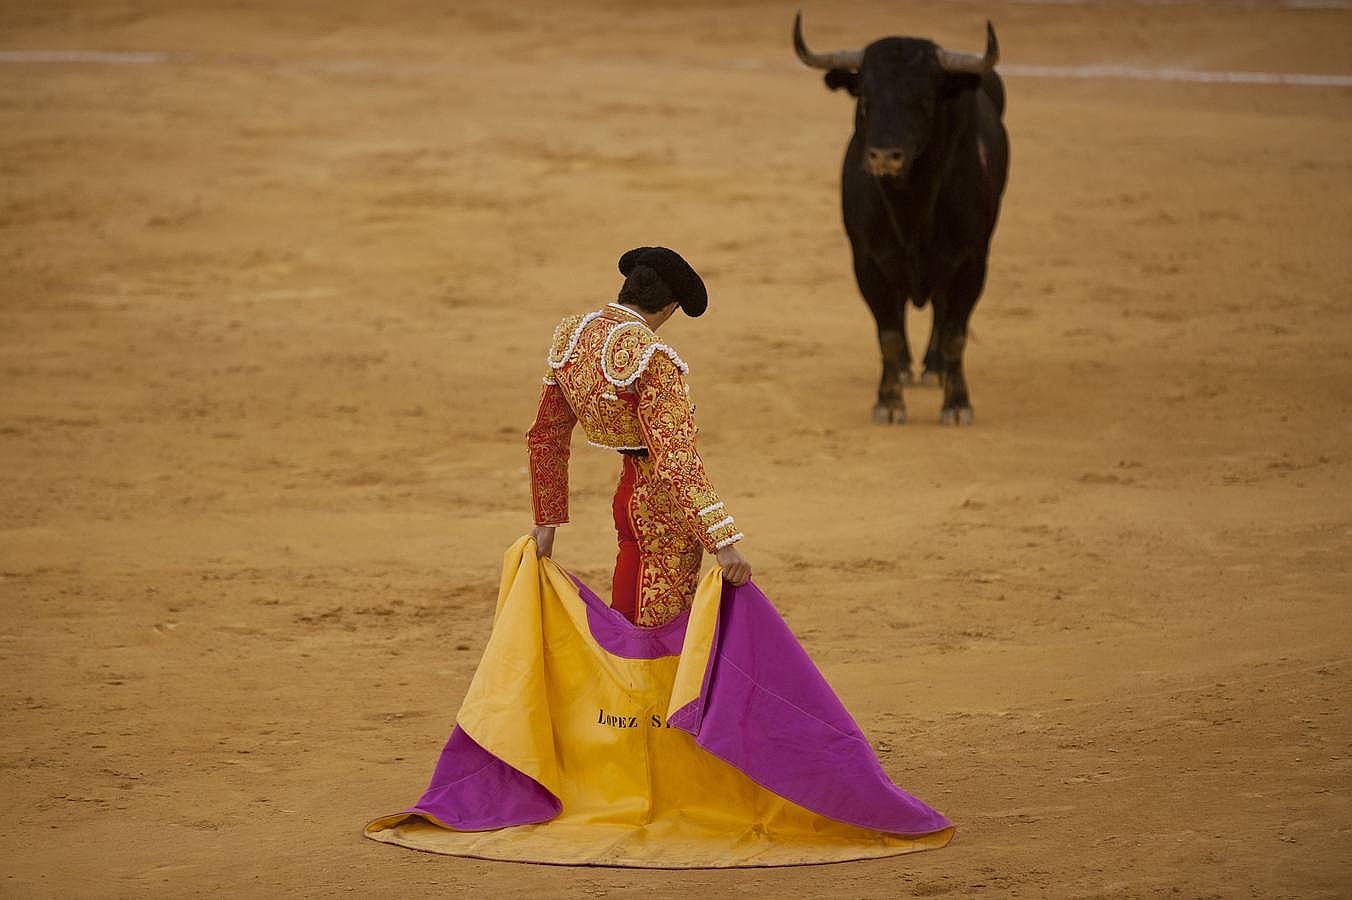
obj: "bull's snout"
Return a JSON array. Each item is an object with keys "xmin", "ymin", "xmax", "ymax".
[{"xmin": 865, "ymin": 147, "xmax": 906, "ymax": 178}]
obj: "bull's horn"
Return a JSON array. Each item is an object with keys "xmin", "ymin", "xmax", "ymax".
[
  {"xmin": 793, "ymin": 10, "xmax": 863, "ymax": 71},
  {"xmin": 936, "ymin": 20, "xmax": 1000, "ymax": 74}
]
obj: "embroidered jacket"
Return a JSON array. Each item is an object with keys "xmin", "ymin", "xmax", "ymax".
[{"xmin": 526, "ymin": 303, "xmax": 743, "ymax": 554}]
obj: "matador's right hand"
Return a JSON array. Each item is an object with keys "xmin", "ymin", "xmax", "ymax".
[
  {"xmin": 531, "ymin": 525, "xmax": 556, "ymax": 558},
  {"xmin": 715, "ymin": 544, "xmax": 752, "ymax": 587}
]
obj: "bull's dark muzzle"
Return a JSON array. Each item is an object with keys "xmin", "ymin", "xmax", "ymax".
[{"xmin": 865, "ymin": 146, "xmax": 907, "ymax": 177}]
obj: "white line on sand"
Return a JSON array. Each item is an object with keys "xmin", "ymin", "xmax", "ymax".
[
  {"xmin": 0, "ymin": 50, "xmax": 174, "ymax": 64},
  {"xmin": 2, "ymin": 49, "xmax": 1350, "ymax": 87},
  {"xmin": 1000, "ymin": 63, "xmax": 1352, "ymax": 86}
]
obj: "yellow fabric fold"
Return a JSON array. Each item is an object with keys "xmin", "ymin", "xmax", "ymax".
[{"xmin": 666, "ymin": 566, "xmax": 723, "ymax": 722}]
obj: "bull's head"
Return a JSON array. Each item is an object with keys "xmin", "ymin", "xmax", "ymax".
[{"xmin": 793, "ymin": 11, "xmax": 998, "ymax": 179}]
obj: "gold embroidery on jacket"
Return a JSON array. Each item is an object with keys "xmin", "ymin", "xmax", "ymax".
[
  {"xmin": 636, "ymin": 352, "xmax": 742, "ymax": 553},
  {"xmin": 526, "ymin": 306, "xmax": 744, "ymax": 611}
]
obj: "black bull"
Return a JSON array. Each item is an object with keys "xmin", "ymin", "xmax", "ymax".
[{"xmin": 794, "ymin": 13, "xmax": 1010, "ymax": 425}]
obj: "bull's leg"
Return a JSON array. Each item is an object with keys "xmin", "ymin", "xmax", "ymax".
[
  {"xmin": 853, "ymin": 255, "xmax": 909, "ymax": 424},
  {"xmin": 937, "ymin": 259, "xmax": 987, "ymax": 426},
  {"xmin": 920, "ymin": 295, "xmax": 946, "ymax": 386}
]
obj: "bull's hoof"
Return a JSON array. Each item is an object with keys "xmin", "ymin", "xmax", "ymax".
[
  {"xmin": 920, "ymin": 370, "xmax": 943, "ymax": 387},
  {"xmin": 939, "ymin": 405, "xmax": 974, "ymax": 426},
  {"xmin": 900, "ymin": 369, "xmax": 917, "ymax": 386},
  {"xmin": 872, "ymin": 402, "xmax": 908, "ymax": 425}
]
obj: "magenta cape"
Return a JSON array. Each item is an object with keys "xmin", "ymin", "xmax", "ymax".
[{"xmin": 365, "ymin": 540, "xmax": 953, "ymax": 867}]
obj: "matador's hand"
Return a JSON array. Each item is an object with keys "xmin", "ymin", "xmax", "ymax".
[
  {"xmin": 531, "ymin": 525, "xmax": 556, "ymax": 558},
  {"xmin": 715, "ymin": 544, "xmax": 751, "ymax": 587}
]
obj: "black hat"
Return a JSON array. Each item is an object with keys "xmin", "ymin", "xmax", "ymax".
[{"xmin": 617, "ymin": 246, "xmax": 708, "ymax": 318}]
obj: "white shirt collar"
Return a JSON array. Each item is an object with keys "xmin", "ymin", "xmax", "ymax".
[{"xmin": 606, "ymin": 302, "xmax": 648, "ymax": 324}]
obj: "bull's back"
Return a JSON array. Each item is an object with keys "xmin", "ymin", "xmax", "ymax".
[
  {"xmin": 980, "ymin": 71, "xmax": 1005, "ymax": 118},
  {"xmin": 972, "ymin": 76, "xmax": 1010, "ymax": 203}
]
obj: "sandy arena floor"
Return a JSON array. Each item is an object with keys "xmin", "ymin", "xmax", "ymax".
[{"xmin": 2, "ymin": 1, "xmax": 1350, "ymax": 897}]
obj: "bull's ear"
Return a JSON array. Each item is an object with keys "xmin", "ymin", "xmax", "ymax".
[{"xmin": 823, "ymin": 69, "xmax": 859, "ymax": 96}]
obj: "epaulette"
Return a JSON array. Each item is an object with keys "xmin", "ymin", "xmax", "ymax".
[
  {"xmin": 546, "ymin": 311, "xmax": 599, "ymax": 370},
  {"xmin": 600, "ymin": 321, "xmax": 689, "ymax": 388}
]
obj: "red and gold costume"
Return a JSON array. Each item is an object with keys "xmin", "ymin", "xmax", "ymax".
[{"xmin": 527, "ymin": 303, "xmax": 743, "ymax": 627}]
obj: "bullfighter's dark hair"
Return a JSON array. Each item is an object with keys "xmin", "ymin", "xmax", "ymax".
[
  {"xmin": 617, "ymin": 264, "xmax": 674, "ymax": 312},
  {"xmin": 616, "ymin": 246, "xmax": 708, "ymax": 317}
]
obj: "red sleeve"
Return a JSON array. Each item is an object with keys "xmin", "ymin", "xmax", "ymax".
[{"xmin": 526, "ymin": 380, "xmax": 576, "ymax": 526}]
